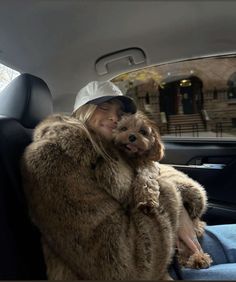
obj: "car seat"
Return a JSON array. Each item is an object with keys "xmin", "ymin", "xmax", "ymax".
[{"xmin": 0, "ymin": 73, "xmax": 53, "ymax": 279}]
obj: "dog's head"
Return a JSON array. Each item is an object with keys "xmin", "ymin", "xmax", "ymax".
[{"xmin": 113, "ymin": 111, "xmax": 164, "ymax": 161}]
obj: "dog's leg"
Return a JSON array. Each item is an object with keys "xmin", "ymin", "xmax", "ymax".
[
  {"xmin": 185, "ymin": 252, "xmax": 213, "ymax": 269},
  {"xmin": 159, "ymin": 164, "xmax": 207, "ymax": 219},
  {"xmin": 133, "ymin": 166, "xmax": 160, "ymax": 215}
]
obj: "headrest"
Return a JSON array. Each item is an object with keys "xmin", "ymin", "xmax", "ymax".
[{"xmin": 0, "ymin": 73, "xmax": 53, "ymax": 128}]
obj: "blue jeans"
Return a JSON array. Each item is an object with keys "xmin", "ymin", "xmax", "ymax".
[{"xmin": 179, "ymin": 224, "xmax": 236, "ymax": 280}]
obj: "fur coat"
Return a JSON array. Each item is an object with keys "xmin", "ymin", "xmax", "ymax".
[{"xmin": 21, "ymin": 114, "xmax": 207, "ymax": 280}]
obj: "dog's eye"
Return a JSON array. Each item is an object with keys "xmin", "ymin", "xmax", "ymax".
[
  {"xmin": 120, "ymin": 126, "xmax": 128, "ymax": 131},
  {"xmin": 139, "ymin": 129, "xmax": 148, "ymax": 136}
]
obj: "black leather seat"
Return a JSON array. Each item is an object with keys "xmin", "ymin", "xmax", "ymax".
[{"xmin": 0, "ymin": 73, "xmax": 53, "ymax": 279}]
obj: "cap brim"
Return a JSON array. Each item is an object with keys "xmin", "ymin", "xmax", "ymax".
[{"xmin": 86, "ymin": 95, "xmax": 137, "ymax": 114}]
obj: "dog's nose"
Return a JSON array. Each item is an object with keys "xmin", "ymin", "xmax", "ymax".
[{"xmin": 129, "ymin": 134, "xmax": 136, "ymax": 142}]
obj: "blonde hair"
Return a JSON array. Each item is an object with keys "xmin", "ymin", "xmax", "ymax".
[
  {"xmin": 71, "ymin": 104, "xmax": 113, "ymax": 161},
  {"xmin": 71, "ymin": 103, "xmax": 97, "ymax": 123}
]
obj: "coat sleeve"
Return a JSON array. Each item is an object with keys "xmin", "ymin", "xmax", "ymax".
[
  {"xmin": 21, "ymin": 122, "xmax": 173, "ymax": 280},
  {"xmin": 159, "ymin": 164, "xmax": 207, "ymax": 219}
]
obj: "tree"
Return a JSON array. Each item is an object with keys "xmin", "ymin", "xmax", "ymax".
[{"xmin": 0, "ymin": 63, "xmax": 19, "ymax": 91}]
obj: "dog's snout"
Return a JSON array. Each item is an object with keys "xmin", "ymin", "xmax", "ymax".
[{"xmin": 129, "ymin": 134, "xmax": 136, "ymax": 142}]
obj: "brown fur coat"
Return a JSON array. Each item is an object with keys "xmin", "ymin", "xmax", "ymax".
[{"xmin": 21, "ymin": 114, "xmax": 206, "ymax": 280}]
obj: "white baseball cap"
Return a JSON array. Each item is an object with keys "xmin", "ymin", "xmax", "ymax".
[{"xmin": 73, "ymin": 81, "xmax": 137, "ymax": 114}]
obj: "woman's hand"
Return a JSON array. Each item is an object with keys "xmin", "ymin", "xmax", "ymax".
[{"xmin": 177, "ymin": 207, "xmax": 202, "ymax": 253}]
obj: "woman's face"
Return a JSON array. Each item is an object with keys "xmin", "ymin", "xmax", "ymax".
[{"xmin": 87, "ymin": 99, "xmax": 124, "ymax": 141}]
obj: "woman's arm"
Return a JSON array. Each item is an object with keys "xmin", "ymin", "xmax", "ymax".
[
  {"xmin": 177, "ymin": 207, "xmax": 202, "ymax": 253},
  {"xmin": 32, "ymin": 114, "xmax": 97, "ymax": 164},
  {"xmin": 159, "ymin": 164, "xmax": 207, "ymax": 219}
]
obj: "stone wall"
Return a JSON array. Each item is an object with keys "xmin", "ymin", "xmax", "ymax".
[{"xmin": 204, "ymin": 89, "xmax": 236, "ymax": 131}]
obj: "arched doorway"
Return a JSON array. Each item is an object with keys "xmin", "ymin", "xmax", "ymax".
[
  {"xmin": 159, "ymin": 75, "xmax": 203, "ymax": 115},
  {"xmin": 227, "ymin": 72, "xmax": 236, "ymax": 100}
]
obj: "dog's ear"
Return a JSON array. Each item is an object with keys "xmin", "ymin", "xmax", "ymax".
[
  {"xmin": 136, "ymin": 111, "xmax": 165, "ymax": 161},
  {"xmin": 146, "ymin": 123, "xmax": 165, "ymax": 161}
]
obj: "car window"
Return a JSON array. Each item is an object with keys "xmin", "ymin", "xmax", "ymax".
[
  {"xmin": 0, "ymin": 63, "xmax": 20, "ymax": 91},
  {"xmin": 112, "ymin": 55, "xmax": 236, "ymax": 140}
]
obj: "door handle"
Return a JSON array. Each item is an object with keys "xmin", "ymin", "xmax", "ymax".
[
  {"xmin": 173, "ymin": 163, "xmax": 225, "ymax": 169},
  {"xmin": 95, "ymin": 48, "xmax": 146, "ymax": 75}
]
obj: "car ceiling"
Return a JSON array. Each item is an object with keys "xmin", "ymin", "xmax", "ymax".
[{"xmin": 0, "ymin": 0, "xmax": 236, "ymax": 112}]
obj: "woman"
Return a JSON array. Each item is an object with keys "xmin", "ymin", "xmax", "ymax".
[
  {"xmin": 21, "ymin": 81, "xmax": 236, "ymax": 280},
  {"xmin": 22, "ymin": 81, "xmax": 177, "ymax": 280}
]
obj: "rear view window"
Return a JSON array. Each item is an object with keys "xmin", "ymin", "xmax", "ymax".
[
  {"xmin": 112, "ymin": 55, "xmax": 236, "ymax": 140},
  {"xmin": 0, "ymin": 63, "xmax": 20, "ymax": 91}
]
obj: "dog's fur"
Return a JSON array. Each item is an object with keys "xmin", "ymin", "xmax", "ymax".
[
  {"xmin": 113, "ymin": 111, "xmax": 212, "ymax": 269},
  {"xmin": 21, "ymin": 114, "xmax": 181, "ymax": 280},
  {"xmin": 113, "ymin": 111, "xmax": 164, "ymax": 215}
]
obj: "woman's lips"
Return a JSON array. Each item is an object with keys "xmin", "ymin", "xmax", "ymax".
[{"xmin": 102, "ymin": 123, "xmax": 117, "ymax": 130}]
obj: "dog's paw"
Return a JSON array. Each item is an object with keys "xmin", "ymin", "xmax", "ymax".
[
  {"xmin": 137, "ymin": 199, "xmax": 159, "ymax": 215},
  {"xmin": 133, "ymin": 176, "xmax": 160, "ymax": 214},
  {"xmin": 186, "ymin": 251, "xmax": 213, "ymax": 269},
  {"xmin": 144, "ymin": 179, "xmax": 160, "ymax": 202},
  {"xmin": 146, "ymin": 177, "xmax": 160, "ymax": 191}
]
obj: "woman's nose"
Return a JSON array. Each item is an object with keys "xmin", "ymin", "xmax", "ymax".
[{"xmin": 109, "ymin": 112, "xmax": 118, "ymax": 122}]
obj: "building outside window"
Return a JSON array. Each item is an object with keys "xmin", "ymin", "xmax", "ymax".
[{"xmin": 112, "ymin": 56, "xmax": 236, "ymax": 139}]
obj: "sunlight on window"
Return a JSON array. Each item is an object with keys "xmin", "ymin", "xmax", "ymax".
[{"xmin": 0, "ymin": 63, "xmax": 20, "ymax": 91}]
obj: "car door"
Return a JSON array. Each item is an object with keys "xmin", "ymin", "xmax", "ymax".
[
  {"xmin": 163, "ymin": 138, "xmax": 236, "ymax": 225},
  {"xmin": 112, "ymin": 54, "xmax": 236, "ymax": 226}
]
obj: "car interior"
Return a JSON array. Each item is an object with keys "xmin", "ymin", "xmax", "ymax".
[{"xmin": 0, "ymin": 0, "xmax": 236, "ymax": 279}]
